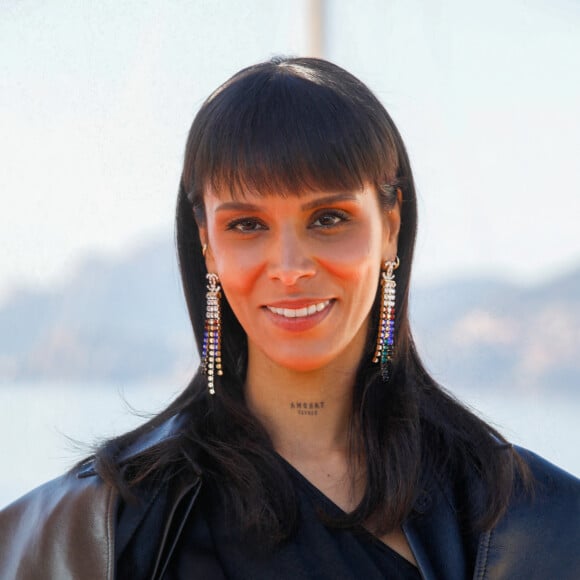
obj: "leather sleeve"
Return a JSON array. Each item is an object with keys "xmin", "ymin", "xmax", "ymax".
[
  {"xmin": 0, "ymin": 471, "xmax": 117, "ymax": 580},
  {"xmin": 474, "ymin": 448, "xmax": 580, "ymax": 579}
]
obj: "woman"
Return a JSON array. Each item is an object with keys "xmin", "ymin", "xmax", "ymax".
[{"xmin": 1, "ymin": 57, "xmax": 579, "ymax": 579}]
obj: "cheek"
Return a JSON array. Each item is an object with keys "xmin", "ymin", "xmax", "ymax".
[
  {"xmin": 211, "ymin": 241, "xmax": 265, "ymax": 303},
  {"xmin": 317, "ymin": 228, "xmax": 382, "ymax": 282}
]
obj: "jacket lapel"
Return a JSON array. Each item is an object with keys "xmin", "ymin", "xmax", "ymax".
[{"xmin": 403, "ymin": 478, "xmax": 475, "ymax": 580}]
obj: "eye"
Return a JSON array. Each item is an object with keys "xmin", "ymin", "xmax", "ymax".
[
  {"xmin": 226, "ymin": 217, "xmax": 266, "ymax": 233},
  {"xmin": 311, "ymin": 210, "xmax": 350, "ymax": 228}
]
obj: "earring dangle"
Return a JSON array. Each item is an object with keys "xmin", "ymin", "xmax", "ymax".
[
  {"xmin": 202, "ymin": 273, "xmax": 223, "ymax": 395},
  {"xmin": 372, "ymin": 257, "xmax": 400, "ymax": 381}
]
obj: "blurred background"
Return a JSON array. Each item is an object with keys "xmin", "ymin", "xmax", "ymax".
[{"xmin": 1, "ymin": 0, "xmax": 579, "ymax": 507}]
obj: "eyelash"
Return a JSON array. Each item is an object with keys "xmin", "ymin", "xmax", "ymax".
[
  {"xmin": 225, "ymin": 209, "xmax": 351, "ymax": 233},
  {"xmin": 225, "ymin": 218, "xmax": 267, "ymax": 233},
  {"xmin": 310, "ymin": 209, "xmax": 350, "ymax": 228}
]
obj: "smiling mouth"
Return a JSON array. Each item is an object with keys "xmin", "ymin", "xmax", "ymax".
[{"xmin": 266, "ymin": 300, "xmax": 332, "ymax": 319}]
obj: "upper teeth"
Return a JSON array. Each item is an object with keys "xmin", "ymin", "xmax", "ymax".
[{"xmin": 267, "ymin": 300, "xmax": 330, "ymax": 318}]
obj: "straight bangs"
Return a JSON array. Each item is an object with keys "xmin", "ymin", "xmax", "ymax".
[{"xmin": 184, "ymin": 62, "xmax": 400, "ymax": 207}]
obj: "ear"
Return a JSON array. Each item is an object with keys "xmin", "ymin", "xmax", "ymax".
[
  {"xmin": 197, "ymin": 224, "xmax": 217, "ymax": 273},
  {"xmin": 382, "ymin": 188, "xmax": 402, "ymax": 259}
]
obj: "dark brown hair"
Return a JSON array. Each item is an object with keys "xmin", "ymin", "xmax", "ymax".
[{"xmin": 95, "ymin": 57, "xmax": 528, "ymax": 544}]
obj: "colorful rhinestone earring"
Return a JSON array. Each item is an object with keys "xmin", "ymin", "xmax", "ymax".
[
  {"xmin": 372, "ymin": 257, "xmax": 400, "ymax": 381},
  {"xmin": 202, "ymin": 272, "xmax": 223, "ymax": 395}
]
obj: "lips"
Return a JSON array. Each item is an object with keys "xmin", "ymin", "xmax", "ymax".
[
  {"xmin": 266, "ymin": 300, "xmax": 331, "ymax": 319},
  {"xmin": 262, "ymin": 299, "xmax": 335, "ymax": 332}
]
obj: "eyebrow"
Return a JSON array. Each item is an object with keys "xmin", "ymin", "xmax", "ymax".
[{"xmin": 215, "ymin": 192, "xmax": 360, "ymax": 213}]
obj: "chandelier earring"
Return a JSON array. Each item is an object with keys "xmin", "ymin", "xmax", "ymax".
[
  {"xmin": 202, "ymin": 272, "xmax": 223, "ymax": 395},
  {"xmin": 372, "ymin": 256, "xmax": 400, "ymax": 381}
]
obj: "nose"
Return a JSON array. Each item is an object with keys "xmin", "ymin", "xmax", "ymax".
[{"xmin": 267, "ymin": 226, "xmax": 316, "ymax": 286}]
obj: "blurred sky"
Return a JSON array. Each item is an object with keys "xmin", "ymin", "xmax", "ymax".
[{"xmin": 1, "ymin": 0, "xmax": 579, "ymax": 304}]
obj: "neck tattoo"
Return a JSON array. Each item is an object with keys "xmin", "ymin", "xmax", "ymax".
[{"xmin": 290, "ymin": 401, "xmax": 325, "ymax": 416}]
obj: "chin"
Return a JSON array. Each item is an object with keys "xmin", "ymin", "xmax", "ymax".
[{"xmin": 268, "ymin": 352, "xmax": 338, "ymax": 374}]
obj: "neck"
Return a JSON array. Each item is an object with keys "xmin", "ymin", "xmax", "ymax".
[{"xmin": 244, "ymin": 349, "xmax": 361, "ymax": 462}]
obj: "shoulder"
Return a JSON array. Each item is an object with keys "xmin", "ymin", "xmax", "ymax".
[
  {"xmin": 0, "ymin": 468, "xmax": 117, "ymax": 579},
  {"xmin": 475, "ymin": 447, "xmax": 580, "ymax": 579},
  {"xmin": 0, "ymin": 412, "xmax": 190, "ymax": 580},
  {"xmin": 515, "ymin": 446, "xmax": 580, "ymax": 508},
  {"xmin": 505, "ymin": 446, "xmax": 580, "ymax": 535}
]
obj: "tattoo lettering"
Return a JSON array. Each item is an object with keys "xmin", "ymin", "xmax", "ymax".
[{"xmin": 290, "ymin": 401, "xmax": 325, "ymax": 416}]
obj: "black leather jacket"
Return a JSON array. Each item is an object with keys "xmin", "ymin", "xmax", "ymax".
[{"xmin": 1, "ymin": 414, "xmax": 579, "ymax": 579}]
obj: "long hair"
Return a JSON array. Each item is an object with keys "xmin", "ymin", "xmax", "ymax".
[{"xmin": 95, "ymin": 57, "xmax": 528, "ymax": 543}]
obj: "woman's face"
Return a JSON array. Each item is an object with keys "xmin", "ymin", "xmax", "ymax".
[{"xmin": 199, "ymin": 184, "xmax": 400, "ymax": 375}]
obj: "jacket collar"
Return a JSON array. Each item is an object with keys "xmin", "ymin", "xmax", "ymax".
[
  {"xmin": 403, "ymin": 476, "xmax": 475, "ymax": 580},
  {"xmin": 74, "ymin": 413, "xmax": 580, "ymax": 580},
  {"xmin": 78, "ymin": 412, "xmax": 479, "ymax": 579}
]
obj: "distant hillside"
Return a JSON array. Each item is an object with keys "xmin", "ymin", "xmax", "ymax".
[
  {"xmin": 0, "ymin": 237, "xmax": 196, "ymax": 382},
  {"xmin": 411, "ymin": 269, "xmax": 580, "ymax": 393},
  {"xmin": 0, "ymin": 236, "xmax": 578, "ymax": 392}
]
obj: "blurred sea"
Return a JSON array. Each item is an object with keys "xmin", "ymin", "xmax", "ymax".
[{"xmin": 1, "ymin": 381, "xmax": 579, "ymax": 509}]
